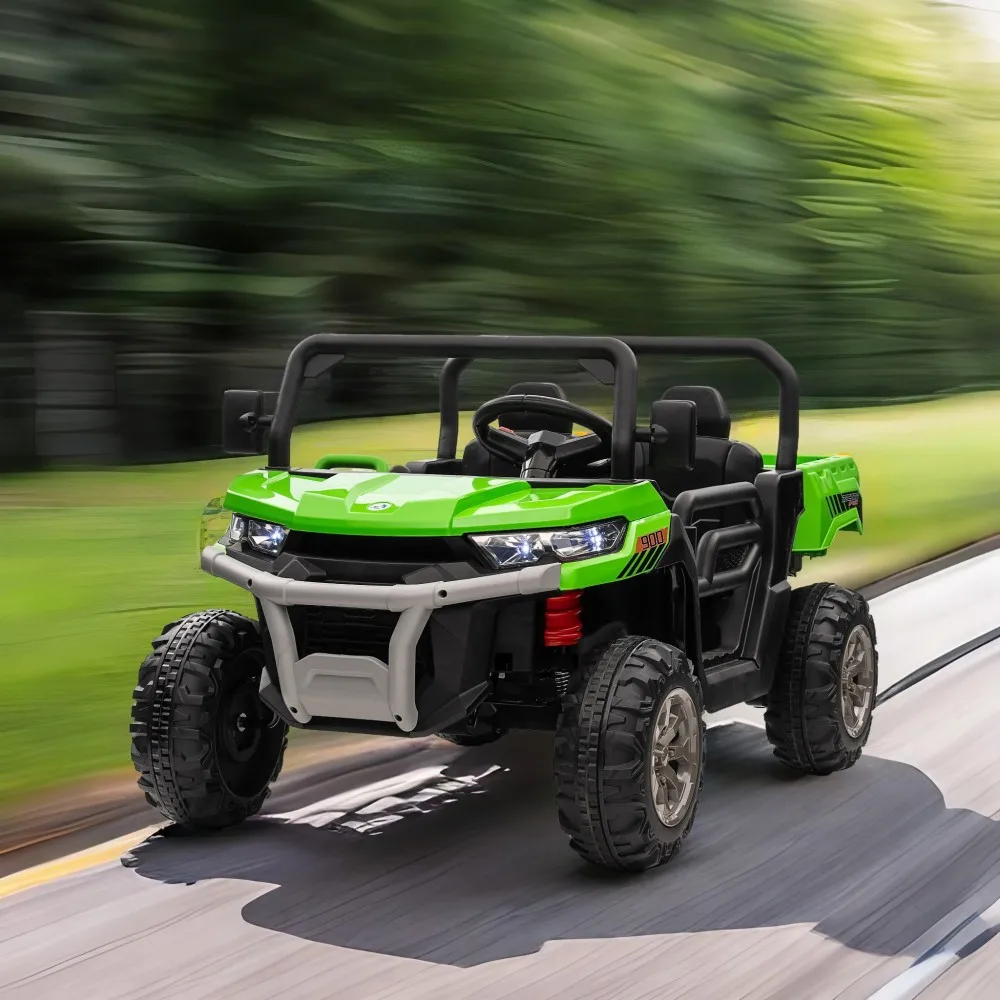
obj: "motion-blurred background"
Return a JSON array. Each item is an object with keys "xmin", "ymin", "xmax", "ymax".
[{"xmin": 3, "ymin": 0, "xmax": 1000, "ymax": 827}]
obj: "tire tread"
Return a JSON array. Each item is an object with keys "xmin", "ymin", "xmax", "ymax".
[
  {"xmin": 764, "ymin": 583, "xmax": 877, "ymax": 775},
  {"xmin": 554, "ymin": 636, "xmax": 705, "ymax": 872},
  {"xmin": 130, "ymin": 609, "xmax": 287, "ymax": 830}
]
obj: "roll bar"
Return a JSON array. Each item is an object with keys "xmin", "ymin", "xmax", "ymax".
[
  {"xmin": 437, "ymin": 335, "xmax": 800, "ymax": 471},
  {"xmin": 267, "ymin": 334, "xmax": 640, "ymax": 480},
  {"xmin": 622, "ymin": 338, "xmax": 799, "ymax": 470}
]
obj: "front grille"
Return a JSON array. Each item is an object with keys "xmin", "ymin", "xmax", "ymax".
[
  {"xmin": 827, "ymin": 490, "xmax": 863, "ymax": 523},
  {"xmin": 299, "ymin": 606, "xmax": 397, "ymax": 660},
  {"xmin": 284, "ymin": 532, "xmax": 476, "ymax": 563},
  {"xmin": 295, "ymin": 606, "xmax": 432, "ymax": 675},
  {"xmin": 280, "ymin": 531, "xmax": 487, "ymax": 585}
]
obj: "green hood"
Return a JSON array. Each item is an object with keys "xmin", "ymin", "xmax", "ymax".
[{"xmin": 223, "ymin": 469, "xmax": 662, "ymax": 536}]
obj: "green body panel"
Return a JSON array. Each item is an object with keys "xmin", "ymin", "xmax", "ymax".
[
  {"xmin": 219, "ymin": 448, "xmax": 861, "ymax": 582},
  {"xmin": 762, "ymin": 453, "xmax": 863, "ymax": 556},
  {"xmin": 559, "ymin": 511, "xmax": 671, "ymax": 590},
  {"xmin": 223, "ymin": 469, "xmax": 664, "ymax": 537}
]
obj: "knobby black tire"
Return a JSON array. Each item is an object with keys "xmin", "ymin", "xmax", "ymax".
[
  {"xmin": 765, "ymin": 583, "xmax": 878, "ymax": 775},
  {"xmin": 554, "ymin": 636, "xmax": 705, "ymax": 872},
  {"xmin": 130, "ymin": 609, "xmax": 288, "ymax": 830}
]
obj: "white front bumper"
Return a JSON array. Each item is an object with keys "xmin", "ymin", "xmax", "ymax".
[{"xmin": 201, "ymin": 545, "xmax": 562, "ymax": 731}]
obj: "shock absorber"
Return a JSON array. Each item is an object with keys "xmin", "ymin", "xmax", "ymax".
[
  {"xmin": 544, "ymin": 591, "xmax": 581, "ymax": 700},
  {"xmin": 544, "ymin": 591, "xmax": 583, "ymax": 647}
]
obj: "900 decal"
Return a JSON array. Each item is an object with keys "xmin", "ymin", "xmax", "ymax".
[
  {"xmin": 618, "ymin": 525, "xmax": 669, "ymax": 579},
  {"xmin": 635, "ymin": 528, "xmax": 666, "ymax": 554}
]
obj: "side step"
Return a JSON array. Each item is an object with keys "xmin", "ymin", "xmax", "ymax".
[{"xmin": 701, "ymin": 657, "xmax": 765, "ymax": 713}]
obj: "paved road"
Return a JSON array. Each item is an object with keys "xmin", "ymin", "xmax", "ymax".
[{"xmin": 3, "ymin": 551, "xmax": 1000, "ymax": 1000}]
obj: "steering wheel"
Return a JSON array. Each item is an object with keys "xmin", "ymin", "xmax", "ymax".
[{"xmin": 472, "ymin": 394, "xmax": 614, "ymax": 479}]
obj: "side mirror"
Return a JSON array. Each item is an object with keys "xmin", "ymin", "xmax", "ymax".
[
  {"xmin": 222, "ymin": 389, "xmax": 277, "ymax": 456},
  {"xmin": 648, "ymin": 399, "xmax": 696, "ymax": 472}
]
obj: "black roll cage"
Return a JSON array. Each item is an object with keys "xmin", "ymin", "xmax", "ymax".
[
  {"xmin": 267, "ymin": 333, "xmax": 800, "ymax": 479},
  {"xmin": 437, "ymin": 336, "xmax": 800, "ymax": 472},
  {"xmin": 267, "ymin": 334, "xmax": 640, "ymax": 479}
]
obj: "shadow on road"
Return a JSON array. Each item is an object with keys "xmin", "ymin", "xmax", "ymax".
[{"xmin": 124, "ymin": 723, "xmax": 1000, "ymax": 968}]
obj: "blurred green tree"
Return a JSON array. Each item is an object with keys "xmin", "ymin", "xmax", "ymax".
[{"xmin": 1, "ymin": 0, "xmax": 999, "ymax": 425}]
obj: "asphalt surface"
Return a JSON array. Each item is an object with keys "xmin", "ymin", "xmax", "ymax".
[{"xmin": 3, "ymin": 549, "xmax": 1000, "ymax": 999}]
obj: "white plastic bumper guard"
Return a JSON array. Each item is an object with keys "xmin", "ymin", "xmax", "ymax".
[{"xmin": 201, "ymin": 545, "xmax": 562, "ymax": 732}]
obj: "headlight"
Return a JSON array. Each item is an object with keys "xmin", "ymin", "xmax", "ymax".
[
  {"xmin": 241, "ymin": 517, "xmax": 288, "ymax": 555},
  {"xmin": 199, "ymin": 502, "xmax": 289, "ymax": 557},
  {"xmin": 470, "ymin": 518, "xmax": 626, "ymax": 569}
]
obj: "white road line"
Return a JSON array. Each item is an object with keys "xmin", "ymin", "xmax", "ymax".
[{"xmin": 866, "ymin": 898, "xmax": 1000, "ymax": 999}]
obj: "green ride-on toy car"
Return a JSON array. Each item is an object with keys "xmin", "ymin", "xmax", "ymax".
[{"xmin": 130, "ymin": 333, "xmax": 877, "ymax": 872}]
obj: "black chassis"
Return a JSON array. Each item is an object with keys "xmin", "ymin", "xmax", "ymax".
[{"xmin": 221, "ymin": 333, "xmax": 804, "ymax": 738}]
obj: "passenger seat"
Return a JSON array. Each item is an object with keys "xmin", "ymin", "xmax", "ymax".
[{"xmin": 653, "ymin": 385, "xmax": 763, "ymax": 496}]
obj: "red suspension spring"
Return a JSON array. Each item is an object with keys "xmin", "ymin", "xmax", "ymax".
[{"xmin": 544, "ymin": 590, "xmax": 583, "ymax": 647}]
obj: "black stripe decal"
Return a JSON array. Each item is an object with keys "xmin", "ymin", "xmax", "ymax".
[
  {"xmin": 618, "ymin": 544, "xmax": 663, "ymax": 579},
  {"xmin": 632, "ymin": 551, "xmax": 652, "ymax": 577},
  {"xmin": 631, "ymin": 548, "xmax": 654, "ymax": 578},
  {"xmin": 827, "ymin": 490, "xmax": 862, "ymax": 520},
  {"xmin": 617, "ymin": 552, "xmax": 644, "ymax": 580},
  {"xmin": 651, "ymin": 544, "xmax": 670, "ymax": 571},
  {"xmin": 635, "ymin": 545, "xmax": 663, "ymax": 576}
]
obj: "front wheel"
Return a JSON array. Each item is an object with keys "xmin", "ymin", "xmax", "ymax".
[
  {"xmin": 554, "ymin": 636, "xmax": 705, "ymax": 872},
  {"xmin": 765, "ymin": 583, "xmax": 878, "ymax": 775},
  {"xmin": 130, "ymin": 610, "xmax": 288, "ymax": 830}
]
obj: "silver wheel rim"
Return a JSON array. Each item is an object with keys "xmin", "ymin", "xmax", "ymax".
[
  {"xmin": 649, "ymin": 686, "xmax": 701, "ymax": 828},
  {"xmin": 840, "ymin": 624, "xmax": 875, "ymax": 738}
]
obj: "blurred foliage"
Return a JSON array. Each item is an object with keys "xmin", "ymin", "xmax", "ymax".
[{"xmin": 2, "ymin": 0, "xmax": 1000, "ymax": 403}]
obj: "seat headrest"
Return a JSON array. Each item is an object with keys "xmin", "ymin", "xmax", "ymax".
[
  {"xmin": 499, "ymin": 382, "xmax": 572, "ymax": 435},
  {"xmin": 648, "ymin": 398, "xmax": 696, "ymax": 473},
  {"xmin": 661, "ymin": 385, "xmax": 730, "ymax": 438}
]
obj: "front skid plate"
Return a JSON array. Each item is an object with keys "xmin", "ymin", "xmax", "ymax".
[{"xmin": 201, "ymin": 545, "xmax": 561, "ymax": 731}]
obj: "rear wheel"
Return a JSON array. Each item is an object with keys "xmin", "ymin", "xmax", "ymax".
[
  {"xmin": 765, "ymin": 583, "xmax": 878, "ymax": 775},
  {"xmin": 130, "ymin": 610, "xmax": 287, "ymax": 830},
  {"xmin": 554, "ymin": 636, "xmax": 705, "ymax": 872}
]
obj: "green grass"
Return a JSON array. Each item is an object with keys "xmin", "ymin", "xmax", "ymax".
[{"xmin": 2, "ymin": 395, "xmax": 1000, "ymax": 808}]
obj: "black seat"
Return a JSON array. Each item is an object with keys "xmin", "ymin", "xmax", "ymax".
[
  {"xmin": 652, "ymin": 385, "xmax": 763, "ymax": 496},
  {"xmin": 461, "ymin": 381, "xmax": 572, "ymax": 476}
]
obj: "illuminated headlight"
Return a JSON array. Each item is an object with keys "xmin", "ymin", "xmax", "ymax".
[
  {"xmin": 217, "ymin": 514, "xmax": 287, "ymax": 555},
  {"xmin": 199, "ymin": 502, "xmax": 287, "ymax": 557},
  {"xmin": 242, "ymin": 518, "xmax": 288, "ymax": 555},
  {"xmin": 470, "ymin": 518, "xmax": 626, "ymax": 569}
]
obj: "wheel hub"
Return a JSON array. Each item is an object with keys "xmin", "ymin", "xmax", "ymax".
[
  {"xmin": 649, "ymin": 686, "xmax": 701, "ymax": 828},
  {"xmin": 221, "ymin": 684, "xmax": 264, "ymax": 763},
  {"xmin": 840, "ymin": 624, "xmax": 875, "ymax": 738}
]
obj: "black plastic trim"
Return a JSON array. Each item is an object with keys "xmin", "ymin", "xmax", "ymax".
[
  {"xmin": 620, "ymin": 336, "xmax": 800, "ymax": 470},
  {"xmin": 267, "ymin": 334, "xmax": 640, "ymax": 481},
  {"xmin": 437, "ymin": 336, "xmax": 799, "ymax": 471},
  {"xmin": 673, "ymin": 481, "xmax": 762, "ymax": 526}
]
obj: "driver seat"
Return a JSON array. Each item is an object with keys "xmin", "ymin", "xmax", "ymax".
[{"xmin": 461, "ymin": 382, "xmax": 572, "ymax": 477}]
